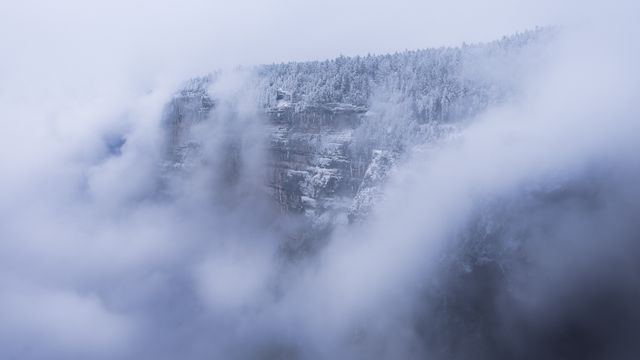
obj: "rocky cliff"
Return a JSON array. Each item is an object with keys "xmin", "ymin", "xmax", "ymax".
[{"xmin": 162, "ymin": 29, "xmax": 549, "ymax": 240}]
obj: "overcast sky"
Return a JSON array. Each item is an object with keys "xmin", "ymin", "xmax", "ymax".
[{"xmin": 0, "ymin": 0, "xmax": 603, "ymax": 91}]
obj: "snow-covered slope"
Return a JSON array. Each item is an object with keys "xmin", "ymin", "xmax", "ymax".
[{"xmin": 162, "ymin": 29, "xmax": 550, "ymax": 242}]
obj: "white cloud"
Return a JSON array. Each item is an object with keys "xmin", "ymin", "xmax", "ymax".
[{"xmin": 1, "ymin": 0, "xmax": 639, "ymax": 358}]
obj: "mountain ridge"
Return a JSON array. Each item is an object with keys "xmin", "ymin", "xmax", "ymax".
[{"xmin": 162, "ymin": 28, "xmax": 552, "ymax": 246}]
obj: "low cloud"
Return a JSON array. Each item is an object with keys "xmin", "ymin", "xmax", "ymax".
[{"xmin": 1, "ymin": 0, "xmax": 639, "ymax": 359}]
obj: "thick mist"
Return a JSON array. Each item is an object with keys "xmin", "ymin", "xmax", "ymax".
[{"xmin": 1, "ymin": 1, "xmax": 640, "ymax": 359}]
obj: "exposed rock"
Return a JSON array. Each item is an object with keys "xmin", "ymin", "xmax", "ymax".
[{"xmin": 161, "ymin": 29, "xmax": 549, "ymax": 241}]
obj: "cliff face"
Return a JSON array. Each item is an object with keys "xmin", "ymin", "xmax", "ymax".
[
  {"xmin": 163, "ymin": 88, "xmax": 382, "ymax": 228},
  {"xmin": 267, "ymin": 103, "xmax": 367, "ymax": 222},
  {"xmin": 162, "ymin": 30, "xmax": 549, "ymax": 236}
]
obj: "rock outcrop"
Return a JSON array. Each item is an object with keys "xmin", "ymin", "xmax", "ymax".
[{"xmin": 162, "ymin": 29, "xmax": 550, "ymax": 238}]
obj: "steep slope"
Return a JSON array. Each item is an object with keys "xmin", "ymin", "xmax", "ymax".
[{"xmin": 162, "ymin": 29, "xmax": 550, "ymax": 239}]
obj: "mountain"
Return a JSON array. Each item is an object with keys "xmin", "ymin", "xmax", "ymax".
[{"xmin": 161, "ymin": 29, "xmax": 550, "ymax": 249}]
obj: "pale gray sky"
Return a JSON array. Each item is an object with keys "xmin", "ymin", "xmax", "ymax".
[{"xmin": 0, "ymin": 0, "xmax": 596, "ymax": 87}]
